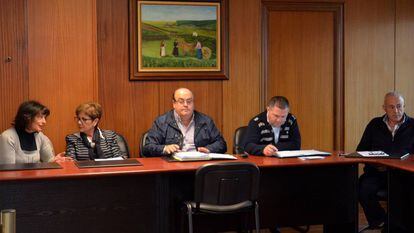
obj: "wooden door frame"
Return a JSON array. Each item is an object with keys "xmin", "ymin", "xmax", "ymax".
[{"xmin": 261, "ymin": 1, "xmax": 344, "ymax": 150}]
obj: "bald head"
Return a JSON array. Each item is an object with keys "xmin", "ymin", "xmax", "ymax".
[
  {"xmin": 173, "ymin": 88, "xmax": 193, "ymax": 101},
  {"xmin": 172, "ymin": 88, "xmax": 194, "ymax": 121}
]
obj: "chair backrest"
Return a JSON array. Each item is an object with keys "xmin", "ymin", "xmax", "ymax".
[
  {"xmin": 233, "ymin": 126, "xmax": 248, "ymax": 154},
  {"xmin": 139, "ymin": 131, "xmax": 149, "ymax": 157},
  {"xmin": 116, "ymin": 133, "xmax": 130, "ymax": 158},
  {"xmin": 194, "ymin": 162, "xmax": 260, "ymax": 206}
]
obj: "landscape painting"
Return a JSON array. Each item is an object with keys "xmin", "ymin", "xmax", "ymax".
[{"xmin": 137, "ymin": 1, "xmax": 221, "ymax": 72}]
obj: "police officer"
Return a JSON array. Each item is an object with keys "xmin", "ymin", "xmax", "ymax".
[{"xmin": 243, "ymin": 96, "xmax": 301, "ymax": 156}]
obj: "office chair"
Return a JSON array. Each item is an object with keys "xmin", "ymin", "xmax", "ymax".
[
  {"xmin": 139, "ymin": 131, "xmax": 149, "ymax": 157},
  {"xmin": 115, "ymin": 133, "xmax": 130, "ymax": 158},
  {"xmin": 183, "ymin": 162, "xmax": 260, "ymax": 233},
  {"xmin": 233, "ymin": 126, "xmax": 248, "ymax": 154}
]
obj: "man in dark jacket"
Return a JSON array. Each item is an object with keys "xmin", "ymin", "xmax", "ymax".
[
  {"xmin": 143, "ymin": 88, "xmax": 227, "ymax": 157},
  {"xmin": 243, "ymin": 96, "xmax": 301, "ymax": 156},
  {"xmin": 358, "ymin": 92, "xmax": 414, "ymax": 231}
]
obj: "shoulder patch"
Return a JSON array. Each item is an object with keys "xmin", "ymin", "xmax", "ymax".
[{"xmin": 254, "ymin": 117, "xmax": 259, "ymax": 121}]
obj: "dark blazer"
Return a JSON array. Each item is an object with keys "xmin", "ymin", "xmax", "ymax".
[
  {"xmin": 243, "ymin": 111, "xmax": 301, "ymax": 155},
  {"xmin": 143, "ymin": 110, "xmax": 227, "ymax": 157},
  {"xmin": 65, "ymin": 129, "xmax": 125, "ymax": 160},
  {"xmin": 357, "ymin": 114, "xmax": 414, "ymax": 173}
]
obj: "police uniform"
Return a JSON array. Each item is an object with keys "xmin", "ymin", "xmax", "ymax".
[{"xmin": 243, "ymin": 111, "xmax": 301, "ymax": 155}]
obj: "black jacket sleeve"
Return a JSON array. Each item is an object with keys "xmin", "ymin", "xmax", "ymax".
[
  {"xmin": 203, "ymin": 120, "xmax": 227, "ymax": 153},
  {"xmin": 356, "ymin": 121, "xmax": 373, "ymax": 151},
  {"xmin": 243, "ymin": 119, "xmax": 266, "ymax": 155},
  {"xmin": 143, "ymin": 120, "xmax": 167, "ymax": 157}
]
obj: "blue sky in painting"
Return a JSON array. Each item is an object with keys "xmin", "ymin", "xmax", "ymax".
[{"xmin": 141, "ymin": 4, "xmax": 217, "ymax": 21}]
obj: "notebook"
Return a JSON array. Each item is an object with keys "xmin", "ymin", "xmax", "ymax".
[
  {"xmin": 75, "ymin": 159, "xmax": 142, "ymax": 168},
  {"xmin": 163, "ymin": 152, "xmax": 237, "ymax": 162},
  {"xmin": 344, "ymin": 151, "xmax": 410, "ymax": 160},
  {"xmin": 273, "ymin": 150, "xmax": 331, "ymax": 158},
  {"xmin": 0, "ymin": 162, "xmax": 62, "ymax": 171}
]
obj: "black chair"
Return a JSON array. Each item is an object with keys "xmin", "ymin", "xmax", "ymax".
[
  {"xmin": 233, "ymin": 126, "xmax": 248, "ymax": 154},
  {"xmin": 115, "ymin": 133, "xmax": 130, "ymax": 158},
  {"xmin": 184, "ymin": 162, "xmax": 260, "ymax": 233},
  {"xmin": 139, "ymin": 131, "xmax": 149, "ymax": 157}
]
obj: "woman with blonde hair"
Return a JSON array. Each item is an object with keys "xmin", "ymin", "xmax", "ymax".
[{"xmin": 65, "ymin": 102, "xmax": 127, "ymax": 160}]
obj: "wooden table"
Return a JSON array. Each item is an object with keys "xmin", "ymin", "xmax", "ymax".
[{"xmin": 0, "ymin": 154, "xmax": 360, "ymax": 233}]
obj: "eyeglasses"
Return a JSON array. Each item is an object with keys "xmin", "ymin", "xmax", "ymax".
[
  {"xmin": 74, "ymin": 116, "xmax": 93, "ymax": 124},
  {"xmin": 174, "ymin": 98, "xmax": 193, "ymax": 105}
]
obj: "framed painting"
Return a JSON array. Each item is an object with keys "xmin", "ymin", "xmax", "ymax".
[{"xmin": 129, "ymin": 0, "xmax": 229, "ymax": 80}]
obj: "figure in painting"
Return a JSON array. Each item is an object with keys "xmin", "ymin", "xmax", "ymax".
[
  {"xmin": 172, "ymin": 39, "xmax": 179, "ymax": 57},
  {"xmin": 160, "ymin": 40, "xmax": 166, "ymax": 57},
  {"xmin": 195, "ymin": 41, "xmax": 202, "ymax": 59}
]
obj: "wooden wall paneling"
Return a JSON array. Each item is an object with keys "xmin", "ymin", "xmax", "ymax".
[
  {"xmin": 344, "ymin": 0, "xmax": 395, "ymax": 151},
  {"xmin": 0, "ymin": 0, "xmax": 28, "ymax": 132},
  {"xmin": 395, "ymin": 0, "xmax": 414, "ymax": 116},
  {"xmin": 97, "ymin": 0, "xmax": 159, "ymax": 157},
  {"xmin": 222, "ymin": 0, "xmax": 262, "ymax": 153},
  {"xmin": 263, "ymin": 2, "xmax": 344, "ymax": 151},
  {"xmin": 27, "ymin": 0, "xmax": 98, "ymax": 153}
]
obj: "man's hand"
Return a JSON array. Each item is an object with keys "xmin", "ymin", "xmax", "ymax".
[
  {"xmin": 163, "ymin": 144, "xmax": 180, "ymax": 154},
  {"xmin": 263, "ymin": 144, "xmax": 278, "ymax": 156},
  {"xmin": 197, "ymin": 147, "xmax": 210, "ymax": 153}
]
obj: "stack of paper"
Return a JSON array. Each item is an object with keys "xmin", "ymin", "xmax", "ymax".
[
  {"xmin": 274, "ymin": 149, "xmax": 331, "ymax": 158},
  {"xmin": 173, "ymin": 152, "xmax": 237, "ymax": 161},
  {"xmin": 356, "ymin": 151, "xmax": 389, "ymax": 157}
]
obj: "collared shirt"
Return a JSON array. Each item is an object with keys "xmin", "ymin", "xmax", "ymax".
[
  {"xmin": 267, "ymin": 114, "xmax": 281, "ymax": 144},
  {"xmin": 174, "ymin": 111, "xmax": 196, "ymax": 151},
  {"xmin": 383, "ymin": 115, "xmax": 406, "ymax": 138}
]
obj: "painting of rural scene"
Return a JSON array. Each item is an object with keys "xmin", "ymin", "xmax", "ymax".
[{"xmin": 138, "ymin": 1, "xmax": 221, "ymax": 71}]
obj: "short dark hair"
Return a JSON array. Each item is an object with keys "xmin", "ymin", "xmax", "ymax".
[
  {"xmin": 267, "ymin": 96, "xmax": 290, "ymax": 109},
  {"xmin": 13, "ymin": 101, "xmax": 50, "ymax": 130}
]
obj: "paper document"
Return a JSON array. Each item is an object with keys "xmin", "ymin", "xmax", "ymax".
[
  {"xmin": 173, "ymin": 152, "xmax": 237, "ymax": 161},
  {"xmin": 207, "ymin": 153, "xmax": 237, "ymax": 160},
  {"xmin": 275, "ymin": 150, "xmax": 331, "ymax": 158},
  {"xmin": 94, "ymin": 157, "xmax": 125, "ymax": 161},
  {"xmin": 356, "ymin": 151, "xmax": 389, "ymax": 157},
  {"xmin": 299, "ymin": 156, "xmax": 326, "ymax": 160}
]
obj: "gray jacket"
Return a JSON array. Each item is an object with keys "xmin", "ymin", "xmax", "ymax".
[{"xmin": 143, "ymin": 110, "xmax": 227, "ymax": 156}]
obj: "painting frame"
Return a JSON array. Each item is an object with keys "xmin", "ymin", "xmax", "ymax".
[{"xmin": 129, "ymin": 0, "xmax": 229, "ymax": 80}]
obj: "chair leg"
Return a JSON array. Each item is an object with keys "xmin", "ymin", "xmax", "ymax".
[
  {"xmin": 186, "ymin": 203, "xmax": 193, "ymax": 233},
  {"xmin": 255, "ymin": 201, "xmax": 260, "ymax": 232}
]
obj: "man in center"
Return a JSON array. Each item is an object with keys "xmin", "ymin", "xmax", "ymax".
[
  {"xmin": 143, "ymin": 88, "xmax": 227, "ymax": 156},
  {"xmin": 243, "ymin": 96, "xmax": 301, "ymax": 156}
]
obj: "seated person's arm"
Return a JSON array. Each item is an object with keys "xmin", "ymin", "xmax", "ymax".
[
  {"xmin": 0, "ymin": 133, "xmax": 16, "ymax": 164},
  {"xmin": 200, "ymin": 120, "xmax": 227, "ymax": 153},
  {"xmin": 39, "ymin": 135, "xmax": 55, "ymax": 162},
  {"xmin": 243, "ymin": 120, "xmax": 267, "ymax": 155},
  {"xmin": 276, "ymin": 121, "xmax": 301, "ymax": 151},
  {"xmin": 356, "ymin": 123, "xmax": 372, "ymax": 151},
  {"xmin": 143, "ymin": 121, "xmax": 178, "ymax": 156},
  {"xmin": 65, "ymin": 135, "xmax": 77, "ymax": 160}
]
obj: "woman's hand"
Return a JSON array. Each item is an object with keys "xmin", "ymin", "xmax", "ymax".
[{"xmin": 54, "ymin": 152, "xmax": 73, "ymax": 162}]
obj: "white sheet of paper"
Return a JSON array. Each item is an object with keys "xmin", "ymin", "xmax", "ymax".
[
  {"xmin": 208, "ymin": 153, "xmax": 237, "ymax": 160},
  {"xmin": 94, "ymin": 157, "xmax": 125, "ymax": 161},
  {"xmin": 357, "ymin": 151, "xmax": 389, "ymax": 157},
  {"xmin": 275, "ymin": 149, "xmax": 330, "ymax": 158}
]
